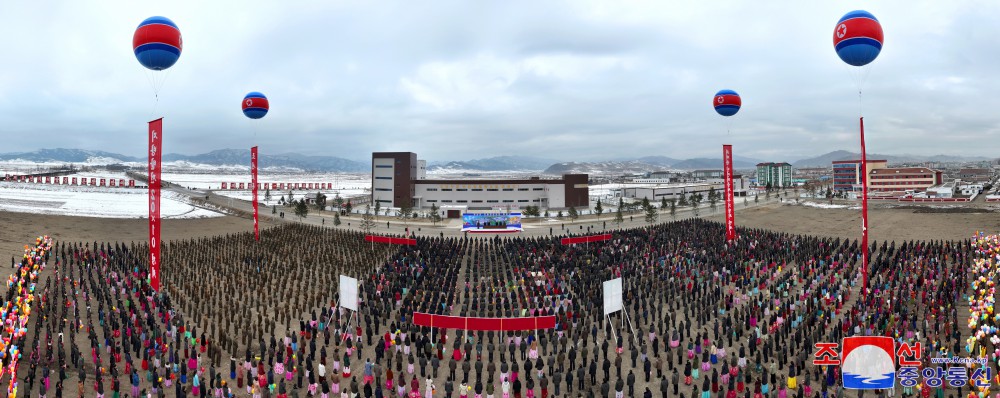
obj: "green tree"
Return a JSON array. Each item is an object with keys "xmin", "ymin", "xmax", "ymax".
[
  {"xmin": 544, "ymin": 209, "xmax": 550, "ymax": 218},
  {"xmin": 644, "ymin": 199, "xmax": 658, "ymax": 224},
  {"xmin": 640, "ymin": 197, "xmax": 651, "ymax": 213},
  {"xmin": 314, "ymin": 192, "xmax": 327, "ymax": 211},
  {"xmin": 264, "ymin": 187, "xmax": 271, "ymax": 203},
  {"xmin": 294, "ymin": 199, "xmax": 309, "ymax": 220},
  {"xmin": 660, "ymin": 197, "xmax": 668, "ymax": 212},
  {"xmin": 690, "ymin": 193, "xmax": 703, "ymax": 216},
  {"xmin": 613, "ymin": 202, "xmax": 624, "ymax": 227},
  {"xmin": 333, "ymin": 213, "xmax": 342, "ymax": 226},
  {"xmin": 344, "ymin": 201, "xmax": 352, "ymax": 214},
  {"xmin": 594, "ymin": 200, "xmax": 604, "ymax": 219},
  {"xmin": 374, "ymin": 200, "xmax": 381, "ymax": 221},
  {"xmin": 333, "ymin": 193, "xmax": 344, "ymax": 210},
  {"xmin": 557, "ymin": 210, "xmax": 563, "ymax": 218},
  {"xmin": 826, "ymin": 187, "xmax": 834, "ymax": 204},
  {"xmin": 360, "ymin": 204, "xmax": 376, "ymax": 235},
  {"xmin": 397, "ymin": 202, "xmax": 414, "ymax": 227},
  {"xmin": 708, "ymin": 187, "xmax": 719, "ymax": 212},
  {"xmin": 669, "ymin": 199, "xmax": 677, "ymax": 220},
  {"xmin": 522, "ymin": 206, "xmax": 539, "ymax": 217},
  {"xmin": 678, "ymin": 194, "xmax": 689, "ymax": 207},
  {"xmin": 568, "ymin": 206, "xmax": 579, "ymax": 221},
  {"xmin": 429, "ymin": 203, "xmax": 442, "ymax": 226}
]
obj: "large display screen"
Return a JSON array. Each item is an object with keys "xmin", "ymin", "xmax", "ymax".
[{"xmin": 461, "ymin": 212, "xmax": 522, "ymax": 230}]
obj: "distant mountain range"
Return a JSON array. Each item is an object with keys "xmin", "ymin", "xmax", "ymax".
[
  {"xmin": 0, "ymin": 148, "xmax": 369, "ymax": 172},
  {"xmin": 543, "ymin": 161, "xmax": 671, "ymax": 175},
  {"xmin": 792, "ymin": 150, "xmax": 992, "ymax": 168},
  {"xmin": 542, "ymin": 156, "xmax": 762, "ymax": 175},
  {"xmin": 426, "ymin": 156, "xmax": 561, "ymax": 173},
  {"xmin": 0, "ymin": 148, "xmax": 993, "ymax": 174}
]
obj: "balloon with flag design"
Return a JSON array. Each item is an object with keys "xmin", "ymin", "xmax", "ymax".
[
  {"xmin": 713, "ymin": 89, "xmax": 741, "ymax": 117},
  {"xmin": 243, "ymin": 92, "xmax": 269, "ymax": 119},
  {"xmin": 833, "ymin": 10, "xmax": 883, "ymax": 67},
  {"xmin": 133, "ymin": 16, "xmax": 183, "ymax": 71}
]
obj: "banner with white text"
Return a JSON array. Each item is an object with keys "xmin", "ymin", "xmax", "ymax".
[
  {"xmin": 148, "ymin": 118, "xmax": 163, "ymax": 291},
  {"xmin": 252, "ymin": 146, "xmax": 259, "ymax": 241},
  {"xmin": 723, "ymin": 144, "xmax": 736, "ymax": 241}
]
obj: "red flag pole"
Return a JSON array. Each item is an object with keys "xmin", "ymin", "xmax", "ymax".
[{"xmin": 859, "ymin": 117, "xmax": 869, "ymax": 294}]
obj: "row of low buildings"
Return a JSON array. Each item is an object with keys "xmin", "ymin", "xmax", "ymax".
[
  {"xmin": 371, "ymin": 152, "xmax": 750, "ymax": 216},
  {"xmin": 614, "ymin": 177, "xmax": 750, "ymax": 203},
  {"xmin": 370, "ymin": 152, "xmax": 995, "ymax": 216},
  {"xmin": 833, "ymin": 159, "xmax": 946, "ymax": 194},
  {"xmin": 832, "ymin": 159, "xmax": 994, "ymax": 197}
]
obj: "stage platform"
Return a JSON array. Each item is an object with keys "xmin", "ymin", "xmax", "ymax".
[{"xmin": 465, "ymin": 227, "xmax": 522, "ymax": 234}]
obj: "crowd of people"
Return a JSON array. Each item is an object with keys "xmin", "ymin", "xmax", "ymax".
[{"xmin": 3, "ymin": 219, "xmax": 985, "ymax": 397}]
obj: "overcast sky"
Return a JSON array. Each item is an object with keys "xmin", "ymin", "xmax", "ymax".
[{"xmin": 0, "ymin": 1, "xmax": 995, "ymax": 162}]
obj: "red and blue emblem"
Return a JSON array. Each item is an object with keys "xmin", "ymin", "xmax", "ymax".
[
  {"xmin": 833, "ymin": 10, "xmax": 883, "ymax": 67},
  {"xmin": 841, "ymin": 336, "xmax": 895, "ymax": 389},
  {"xmin": 243, "ymin": 92, "xmax": 269, "ymax": 119},
  {"xmin": 133, "ymin": 16, "xmax": 182, "ymax": 71},
  {"xmin": 713, "ymin": 89, "xmax": 741, "ymax": 117}
]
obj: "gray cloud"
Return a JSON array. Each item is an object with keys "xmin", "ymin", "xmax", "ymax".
[{"xmin": 0, "ymin": 1, "xmax": 996, "ymax": 162}]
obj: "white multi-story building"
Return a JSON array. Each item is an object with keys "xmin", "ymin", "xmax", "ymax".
[
  {"xmin": 372, "ymin": 152, "xmax": 589, "ymax": 217},
  {"xmin": 615, "ymin": 174, "xmax": 749, "ymax": 202}
]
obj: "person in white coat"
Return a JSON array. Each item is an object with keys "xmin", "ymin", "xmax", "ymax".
[{"xmin": 424, "ymin": 377, "xmax": 434, "ymax": 398}]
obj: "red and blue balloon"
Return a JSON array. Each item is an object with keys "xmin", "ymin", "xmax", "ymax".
[
  {"xmin": 243, "ymin": 92, "xmax": 269, "ymax": 119},
  {"xmin": 713, "ymin": 90, "xmax": 741, "ymax": 117},
  {"xmin": 833, "ymin": 10, "xmax": 883, "ymax": 67},
  {"xmin": 132, "ymin": 16, "xmax": 182, "ymax": 71}
]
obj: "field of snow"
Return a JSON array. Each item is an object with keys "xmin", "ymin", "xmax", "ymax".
[
  {"xmin": 588, "ymin": 184, "xmax": 618, "ymax": 199},
  {"xmin": 0, "ymin": 183, "xmax": 222, "ymax": 219},
  {"xmin": 795, "ymin": 201, "xmax": 860, "ymax": 210},
  {"xmin": 214, "ymin": 189, "xmax": 364, "ymax": 208},
  {"xmin": 162, "ymin": 172, "xmax": 370, "ymax": 194}
]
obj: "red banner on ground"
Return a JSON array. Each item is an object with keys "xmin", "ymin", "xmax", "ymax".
[
  {"xmin": 723, "ymin": 144, "xmax": 736, "ymax": 241},
  {"xmin": 560, "ymin": 233, "xmax": 612, "ymax": 245},
  {"xmin": 251, "ymin": 146, "xmax": 259, "ymax": 241},
  {"xmin": 148, "ymin": 118, "xmax": 163, "ymax": 291},
  {"xmin": 364, "ymin": 235, "xmax": 417, "ymax": 246},
  {"xmin": 411, "ymin": 312, "xmax": 556, "ymax": 331}
]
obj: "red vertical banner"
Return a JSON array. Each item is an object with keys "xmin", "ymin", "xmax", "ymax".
[
  {"xmin": 251, "ymin": 146, "xmax": 260, "ymax": 241},
  {"xmin": 148, "ymin": 118, "xmax": 163, "ymax": 291},
  {"xmin": 723, "ymin": 144, "xmax": 736, "ymax": 241}
]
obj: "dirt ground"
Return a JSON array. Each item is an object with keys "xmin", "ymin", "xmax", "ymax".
[
  {"xmin": 0, "ymin": 212, "xmax": 254, "ymax": 266},
  {"xmin": 1, "ymin": 203, "xmax": 996, "ymax": 397},
  {"xmin": 4, "ymin": 201, "xmax": 997, "ymax": 273},
  {"xmin": 707, "ymin": 201, "xmax": 1000, "ymax": 242}
]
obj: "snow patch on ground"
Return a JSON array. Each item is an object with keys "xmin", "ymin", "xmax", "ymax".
[
  {"xmin": 0, "ymin": 183, "xmax": 222, "ymax": 219},
  {"xmin": 794, "ymin": 201, "xmax": 861, "ymax": 210},
  {"xmin": 162, "ymin": 172, "xmax": 370, "ymax": 194}
]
